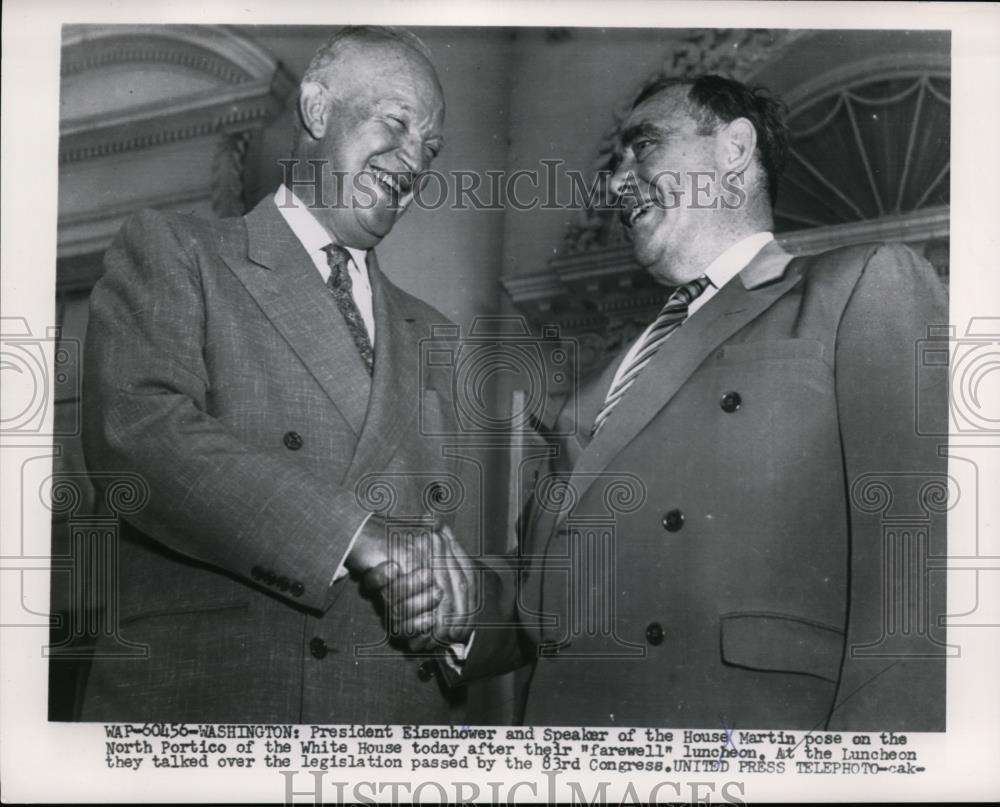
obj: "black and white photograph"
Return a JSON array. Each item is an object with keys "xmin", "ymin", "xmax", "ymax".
[{"xmin": 2, "ymin": 1, "xmax": 998, "ymax": 803}]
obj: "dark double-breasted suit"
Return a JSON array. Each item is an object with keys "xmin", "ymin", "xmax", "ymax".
[
  {"xmin": 81, "ymin": 194, "xmax": 477, "ymax": 723},
  {"xmin": 466, "ymin": 240, "xmax": 949, "ymax": 731}
]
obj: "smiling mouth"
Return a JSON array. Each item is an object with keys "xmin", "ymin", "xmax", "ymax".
[
  {"xmin": 621, "ymin": 200, "xmax": 654, "ymax": 229},
  {"xmin": 370, "ymin": 168, "xmax": 413, "ymax": 200}
]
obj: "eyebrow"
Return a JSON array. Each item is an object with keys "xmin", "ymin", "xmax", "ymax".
[
  {"xmin": 388, "ymin": 101, "xmax": 415, "ymax": 114},
  {"xmin": 378, "ymin": 99, "xmax": 442, "ymax": 141},
  {"xmin": 620, "ymin": 121, "xmax": 671, "ymax": 150}
]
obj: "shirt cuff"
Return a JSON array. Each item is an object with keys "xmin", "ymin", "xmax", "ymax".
[
  {"xmin": 441, "ymin": 630, "xmax": 475, "ymax": 674},
  {"xmin": 331, "ymin": 511, "xmax": 374, "ymax": 584}
]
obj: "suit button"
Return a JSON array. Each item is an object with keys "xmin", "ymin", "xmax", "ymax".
[
  {"xmin": 283, "ymin": 431, "xmax": 303, "ymax": 450},
  {"xmin": 645, "ymin": 622, "xmax": 665, "ymax": 645},
  {"xmin": 290, "ymin": 581, "xmax": 305, "ymax": 597},
  {"xmin": 309, "ymin": 637, "xmax": 329, "ymax": 659},
  {"xmin": 276, "ymin": 576, "xmax": 290, "ymax": 592},
  {"xmin": 264, "ymin": 569, "xmax": 278, "ymax": 584},
  {"xmin": 720, "ymin": 391, "xmax": 742, "ymax": 413},
  {"xmin": 662, "ymin": 509, "xmax": 684, "ymax": 532},
  {"xmin": 417, "ymin": 661, "xmax": 434, "ymax": 682},
  {"xmin": 251, "ymin": 565, "xmax": 264, "ymax": 581}
]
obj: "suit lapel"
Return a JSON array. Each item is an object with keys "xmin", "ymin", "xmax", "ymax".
[
  {"xmin": 345, "ymin": 252, "xmax": 422, "ymax": 485},
  {"xmin": 556, "ymin": 240, "xmax": 801, "ymax": 524},
  {"xmin": 222, "ymin": 194, "xmax": 371, "ymax": 435}
]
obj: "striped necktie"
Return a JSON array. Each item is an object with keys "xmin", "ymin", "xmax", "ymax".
[
  {"xmin": 323, "ymin": 244, "xmax": 374, "ymax": 375},
  {"xmin": 591, "ymin": 275, "xmax": 711, "ymax": 436}
]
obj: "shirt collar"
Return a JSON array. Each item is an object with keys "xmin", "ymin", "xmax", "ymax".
[
  {"xmin": 274, "ymin": 183, "xmax": 369, "ymax": 271},
  {"xmin": 703, "ymin": 231, "xmax": 774, "ymax": 289}
]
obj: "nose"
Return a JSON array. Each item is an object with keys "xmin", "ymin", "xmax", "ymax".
[
  {"xmin": 609, "ymin": 156, "xmax": 635, "ymax": 202},
  {"xmin": 396, "ymin": 135, "xmax": 429, "ymax": 174}
]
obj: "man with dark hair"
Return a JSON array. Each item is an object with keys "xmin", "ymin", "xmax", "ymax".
[
  {"xmin": 381, "ymin": 74, "xmax": 948, "ymax": 730},
  {"xmin": 81, "ymin": 26, "xmax": 477, "ymax": 724},
  {"xmin": 628, "ymin": 75, "xmax": 788, "ymax": 205}
]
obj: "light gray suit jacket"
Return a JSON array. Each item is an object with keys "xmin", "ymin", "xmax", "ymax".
[
  {"xmin": 81, "ymin": 193, "xmax": 478, "ymax": 723},
  {"xmin": 466, "ymin": 240, "xmax": 949, "ymax": 731}
]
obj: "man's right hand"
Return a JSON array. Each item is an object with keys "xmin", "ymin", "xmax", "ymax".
[
  {"xmin": 362, "ymin": 525, "xmax": 477, "ymax": 652},
  {"xmin": 344, "ymin": 514, "xmax": 433, "ymax": 577}
]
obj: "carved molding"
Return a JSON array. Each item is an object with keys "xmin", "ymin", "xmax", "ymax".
[
  {"xmin": 778, "ymin": 205, "xmax": 950, "ymax": 257},
  {"xmin": 212, "ymin": 131, "xmax": 254, "ymax": 218},
  {"xmin": 781, "ymin": 52, "xmax": 950, "ymax": 111},
  {"xmin": 59, "ymin": 25, "xmax": 294, "ymax": 164},
  {"xmin": 62, "ymin": 36, "xmax": 247, "ymax": 84},
  {"xmin": 57, "ymin": 189, "xmax": 212, "ymax": 265},
  {"xmin": 59, "ymin": 81, "xmax": 288, "ymax": 164},
  {"xmin": 506, "ymin": 204, "xmax": 950, "ymax": 307},
  {"xmin": 61, "ymin": 24, "xmax": 286, "ymax": 83},
  {"xmin": 57, "ymin": 25, "xmax": 295, "ymax": 263},
  {"xmin": 504, "ymin": 205, "xmax": 951, "ymax": 373}
]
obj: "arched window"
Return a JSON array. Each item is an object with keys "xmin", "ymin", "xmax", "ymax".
[
  {"xmin": 773, "ymin": 58, "xmax": 949, "ymax": 274},
  {"xmin": 777, "ymin": 66, "xmax": 949, "ymax": 229}
]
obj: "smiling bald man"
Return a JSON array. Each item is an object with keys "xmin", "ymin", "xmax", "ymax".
[{"xmin": 80, "ymin": 26, "xmax": 478, "ymax": 724}]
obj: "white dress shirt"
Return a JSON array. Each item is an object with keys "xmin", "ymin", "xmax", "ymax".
[
  {"xmin": 605, "ymin": 231, "xmax": 774, "ymax": 398},
  {"xmin": 274, "ymin": 183, "xmax": 376, "ymax": 345}
]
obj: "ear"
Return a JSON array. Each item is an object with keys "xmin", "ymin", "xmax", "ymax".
[
  {"xmin": 298, "ymin": 82, "xmax": 330, "ymax": 141},
  {"xmin": 718, "ymin": 117, "xmax": 757, "ymax": 175}
]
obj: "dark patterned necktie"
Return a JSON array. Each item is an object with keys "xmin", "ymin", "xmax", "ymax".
[
  {"xmin": 592, "ymin": 275, "xmax": 711, "ymax": 436},
  {"xmin": 323, "ymin": 244, "xmax": 374, "ymax": 375}
]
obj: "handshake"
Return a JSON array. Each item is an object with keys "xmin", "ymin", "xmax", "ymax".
[{"xmin": 345, "ymin": 515, "xmax": 477, "ymax": 652}]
